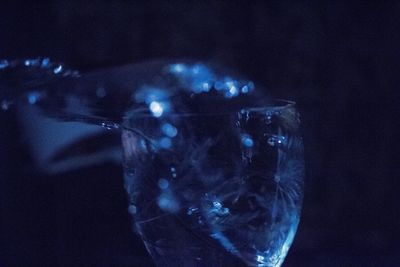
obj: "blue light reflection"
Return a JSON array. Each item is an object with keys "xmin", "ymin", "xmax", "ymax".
[{"xmin": 161, "ymin": 123, "xmax": 178, "ymax": 137}]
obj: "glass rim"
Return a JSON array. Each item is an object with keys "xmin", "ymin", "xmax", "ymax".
[{"xmin": 122, "ymin": 99, "xmax": 296, "ymax": 121}]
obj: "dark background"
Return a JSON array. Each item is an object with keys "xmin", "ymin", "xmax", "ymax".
[{"xmin": 0, "ymin": 1, "xmax": 399, "ymax": 266}]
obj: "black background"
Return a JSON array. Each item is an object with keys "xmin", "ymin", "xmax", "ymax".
[{"xmin": 0, "ymin": 1, "xmax": 399, "ymax": 266}]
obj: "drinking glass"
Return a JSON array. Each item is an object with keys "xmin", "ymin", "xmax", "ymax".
[
  {"xmin": 122, "ymin": 98, "xmax": 304, "ymax": 266},
  {"xmin": 1, "ymin": 58, "xmax": 304, "ymax": 266}
]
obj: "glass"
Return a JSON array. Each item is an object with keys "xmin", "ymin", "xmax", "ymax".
[
  {"xmin": 122, "ymin": 99, "xmax": 304, "ymax": 266},
  {"xmin": 1, "ymin": 58, "xmax": 304, "ymax": 266}
]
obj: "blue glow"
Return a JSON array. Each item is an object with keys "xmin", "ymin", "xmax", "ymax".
[
  {"xmin": 159, "ymin": 137, "xmax": 172, "ymax": 148},
  {"xmin": 241, "ymin": 85, "xmax": 249, "ymax": 93},
  {"xmin": 0, "ymin": 60, "xmax": 9, "ymax": 69},
  {"xmin": 210, "ymin": 200, "xmax": 230, "ymax": 215},
  {"xmin": 229, "ymin": 85, "xmax": 238, "ymax": 95},
  {"xmin": 202, "ymin": 82, "xmax": 211, "ymax": 91},
  {"xmin": 168, "ymin": 63, "xmax": 216, "ymax": 94},
  {"xmin": 214, "ymin": 81, "xmax": 224, "ymax": 91},
  {"xmin": 27, "ymin": 91, "xmax": 42, "ymax": 104},
  {"xmin": 157, "ymin": 193, "xmax": 179, "ymax": 213},
  {"xmin": 169, "ymin": 63, "xmax": 186, "ymax": 73},
  {"xmin": 24, "ymin": 59, "xmax": 35, "ymax": 66},
  {"xmin": 53, "ymin": 65, "xmax": 63, "ymax": 74},
  {"xmin": 241, "ymin": 135, "xmax": 254, "ymax": 147},
  {"xmin": 161, "ymin": 123, "xmax": 178, "ymax": 137},
  {"xmin": 41, "ymin": 58, "xmax": 50, "ymax": 68},
  {"xmin": 135, "ymin": 87, "xmax": 170, "ymax": 105},
  {"xmin": 158, "ymin": 178, "xmax": 169, "ymax": 190},
  {"xmin": 192, "ymin": 65, "xmax": 201, "ymax": 74},
  {"xmin": 149, "ymin": 101, "xmax": 164, "ymax": 117},
  {"xmin": 213, "ymin": 201, "xmax": 222, "ymax": 209}
]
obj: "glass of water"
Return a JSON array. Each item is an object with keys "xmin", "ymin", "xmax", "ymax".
[
  {"xmin": 1, "ymin": 59, "xmax": 304, "ymax": 266},
  {"xmin": 122, "ymin": 96, "xmax": 304, "ymax": 266}
]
